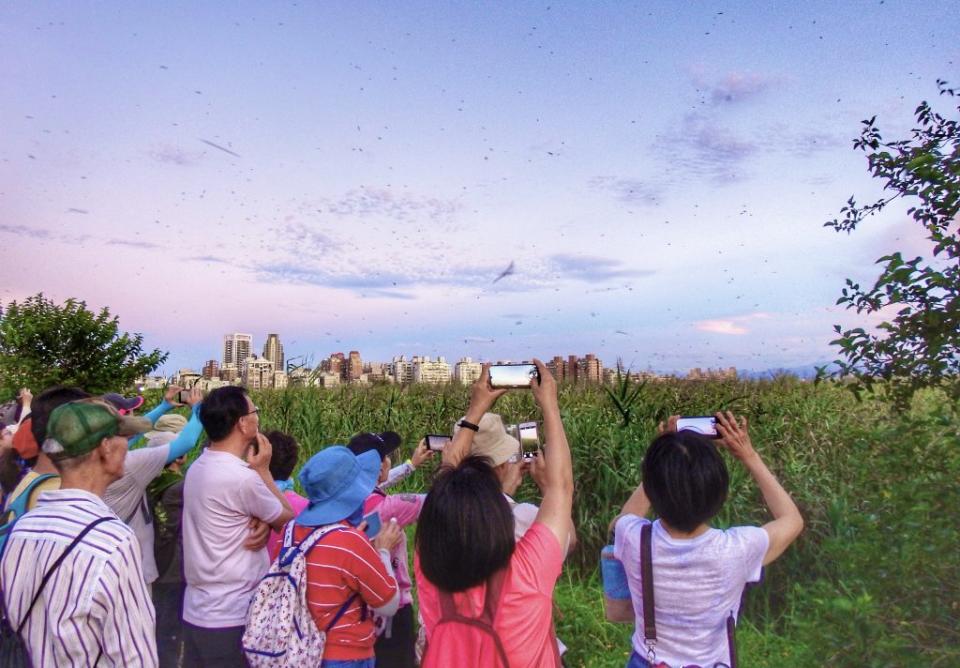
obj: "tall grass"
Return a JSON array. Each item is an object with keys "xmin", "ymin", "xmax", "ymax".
[{"xmin": 167, "ymin": 378, "xmax": 957, "ymax": 665}]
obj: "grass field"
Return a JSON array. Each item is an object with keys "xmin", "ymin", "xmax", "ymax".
[{"xmin": 191, "ymin": 377, "xmax": 960, "ymax": 666}]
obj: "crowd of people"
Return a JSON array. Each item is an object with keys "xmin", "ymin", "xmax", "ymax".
[{"xmin": 0, "ymin": 359, "xmax": 803, "ymax": 668}]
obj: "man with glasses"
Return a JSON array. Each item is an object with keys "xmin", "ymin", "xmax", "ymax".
[{"xmin": 181, "ymin": 386, "xmax": 294, "ymax": 667}]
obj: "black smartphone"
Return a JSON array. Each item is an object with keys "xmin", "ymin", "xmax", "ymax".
[
  {"xmin": 425, "ymin": 434, "xmax": 452, "ymax": 452},
  {"xmin": 177, "ymin": 389, "xmax": 192, "ymax": 404},
  {"xmin": 676, "ymin": 416, "xmax": 719, "ymax": 439},
  {"xmin": 489, "ymin": 363, "xmax": 540, "ymax": 389},
  {"xmin": 518, "ymin": 421, "xmax": 539, "ymax": 460}
]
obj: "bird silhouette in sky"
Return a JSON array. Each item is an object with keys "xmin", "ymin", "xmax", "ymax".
[{"xmin": 493, "ymin": 260, "xmax": 515, "ymax": 283}]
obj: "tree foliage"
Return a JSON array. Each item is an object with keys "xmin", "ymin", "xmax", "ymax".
[
  {"xmin": 825, "ymin": 80, "xmax": 960, "ymax": 404},
  {"xmin": 0, "ymin": 294, "xmax": 167, "ymax": 398}
]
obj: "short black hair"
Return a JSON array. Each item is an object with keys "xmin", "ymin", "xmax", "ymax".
[
  {"xmin": 199, "ymin": 386, "xmax": 250, "ymax": 442},
  {"xmin": 267, "ymin": 430, "xmax": 299, "ymax": 481},
  {"xmin": 642, "ymin": 431, "xmax": 729, "ymax": 533},
  {"xmin": 415, "ymin": 456, "xmax": 515, "ymax": 593},
  {"xmin": 31, "ymin": 386, "xmax": 91, "ymax": 447}
]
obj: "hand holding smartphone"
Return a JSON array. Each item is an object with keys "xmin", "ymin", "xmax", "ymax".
[
  {"xmin": 425, "ymin": 434, "xmax": 452, "ymax": 452},
  {"xmin": 676, "ymin": 416, "xmax": 719, "ymax": 439},
  {"xmin": 489, "ymin": 363, "xmax": 541, "ymax": 389}
]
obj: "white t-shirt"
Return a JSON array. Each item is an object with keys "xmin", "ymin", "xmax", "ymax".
[
  {"xmin": 182, "ymin": 449, "xmax": 283, "ymax": 628},
  {"xmin": 614, "ymin": 515, "xmax": 768, "ymax": 668},
  {"xmin": 103, "ymin": 444, "xmax": 171, "ymax": 584},
  {"xmin": 504, "ymin": 494, "xmax": 540, "ymax": 540}
]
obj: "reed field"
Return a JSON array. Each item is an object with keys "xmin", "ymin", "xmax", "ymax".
[{"xmin": 172, "ymin": 377, "xmax": 958, "ymax": 666}]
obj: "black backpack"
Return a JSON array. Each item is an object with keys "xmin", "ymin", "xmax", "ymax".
[{"xmin": 0, "ymin": 516, "xmax": 113, "ymax": 667}]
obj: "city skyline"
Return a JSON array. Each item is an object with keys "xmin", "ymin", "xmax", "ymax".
[{"xmin": 2, "ymin": 3, "xmax": 957, "ymax": 375}]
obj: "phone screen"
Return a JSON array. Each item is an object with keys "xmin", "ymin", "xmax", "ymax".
[
  {"xmin": 489, "ymin": 363, "xmax": 539, "ymax": 389},
  {"xmin": 518, "ymin": 422, "xmax": 539, "ymax": 449},
  {"xmin": 425, "ymin": 434, "xmax": 451, "ymax": 451},
  {"xmin": 362, "ymin": 511, "xmax": 382, "ymax": 538},
  {"xmin": 177, "ymin": 389, "xmax": 191, "ymax": 404},
  {"xmin": 676, "ymin": 416, "xmax": 719, "ymax": 438}
]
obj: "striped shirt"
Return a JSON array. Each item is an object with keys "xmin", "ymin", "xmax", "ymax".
[
  {"xmin": 0, "ymin": 489, "xmax": 158, "ymax": 668},
  {"xmin": 293, "ymin": 522, "xmax": 397, "ymax": 661}
]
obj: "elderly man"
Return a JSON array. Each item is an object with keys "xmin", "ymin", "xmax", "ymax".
[{"xmin": 0, "ymin": 399, "xmax": 158, "ymax": 667}]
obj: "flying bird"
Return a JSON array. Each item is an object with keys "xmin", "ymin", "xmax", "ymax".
[
  {"xmin": 492, "ymin": 261, "xmax": 515, "ymax": 283},
  {"xmin": 199, "ymin": 139, "xmax": 241, "ymax": 158}
]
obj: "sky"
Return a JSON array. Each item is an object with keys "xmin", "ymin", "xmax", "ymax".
[{"xmin": 1, "ymin": 1, "xmax": 957, "ymax": 375}]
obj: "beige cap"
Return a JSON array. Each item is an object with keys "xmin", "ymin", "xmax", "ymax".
[
  {"xmin": 454, "ymin": 412, "xmax": 520, "ymax": 467},
  {"xmin": 144, "ymin": 413, "xmax": 187, "ymax": 441}
]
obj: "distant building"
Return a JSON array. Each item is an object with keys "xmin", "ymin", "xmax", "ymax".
[
  {"xmin": 322, "ymin": 353, "xmax": 345, "ymax": 379},
  {"xmin": 317, "ymin": 372, "xmax": 341, "ymax": 388},
  {"xmin": 567, "ymin": 355, "xmax": 580, "ymax": 384},
  {"xmin": 579, "ymin": 353, "xmax": 603, "ymax": 384},
  {"xmin": 223, "ymin": 333, "xmax": 253, "ymax": 367},
  {"xmin": 454, "ymin": 357, "xmax": 482, "ymax": 385},
  {"xmin": 547, "ymin": 356, "xmax": 566, "ymax": 382},
  {"xmin": 687, "ymin": 367, "xmax": 737, "ymax": 381},
  {"xmin": 196, "ymin": 377, "xmax": 233, "ymax": 392},
  {"xmin": 262, "ymin": 334, "xmax": 284, "ymax": 373},
  {"xmin": 219, "ymin": 363, "xmax": 240, "ymax": 383},
  {"xmin": 388, "ymin": 356, "xmax": 413, "ymax": 384},
  {"xmin": 272, "ymin": 371, "xmax": 288, "ymax": 389},
  {"xmin": 348, "ymin": 351, "xmax": 363, "ymax": 382},
  {"xmin": 365, "ymin": 362, "xmax": 386, "ymax": 383},
  {"xmin": 414, "ymin": 356, "xmax": 451, "ymax": 384},
  {"xmin": 202, "ymin": 359, "xmax": 219, "ymax": 380},
  {"xmin": 175, "ymin": 368, "xmax": 201, "ymax": 388},
  {"xmin": 135, "ymin": 376, "xmax": 167, "ymax": 391},
  {"xmin": 242, "ymin": 356, "xmax": 274, "ymax": 390}
]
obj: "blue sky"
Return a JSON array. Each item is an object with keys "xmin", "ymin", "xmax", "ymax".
[{"xmin": 1, "ymin": 2, "xmax": 957, "ymax": 374}]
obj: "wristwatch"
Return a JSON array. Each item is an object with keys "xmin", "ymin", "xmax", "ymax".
[{"xmin": 458, "ymin": 419, "xmax": 480, "ymax": 432}]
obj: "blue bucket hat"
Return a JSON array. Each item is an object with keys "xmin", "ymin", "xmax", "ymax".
[{"xmin": 296, "ymin": 445, "xmax": 381, "ymax": 526}]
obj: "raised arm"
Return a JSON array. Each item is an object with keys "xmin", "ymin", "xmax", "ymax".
[
  {"xmin": 164, "ymin": 388, "xmax": 205, "ymax": 464},
  {"xmin": 246, "ymin": 433, "xmax": 295, "ymax": 532},
  {"xmin": 529, "ymin": 359, "xmax": 574, "ymax": 549},
  {"xmin": 716, "ymin": 411, "xmax": 803, "ymax": 566},
  {"xmin": 442, "ymin": 365, "xmax": 506, "ymax": 468}
]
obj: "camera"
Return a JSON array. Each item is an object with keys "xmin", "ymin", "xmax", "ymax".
[
  {"xmin": 425, "ymin": 434, "xmax": 452, "ymax": 452},
  {"xmin": 676, "ymin": 416, "xmax": 719, "ymax": 439}
]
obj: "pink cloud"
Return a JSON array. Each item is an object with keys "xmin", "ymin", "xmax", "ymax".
[{"xmin": 695, "ymin": 312, "xmax": 771, "ymax": 336}]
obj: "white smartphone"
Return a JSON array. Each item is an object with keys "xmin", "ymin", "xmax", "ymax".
[{"xmin": 676, "ymin": 416, "xmax": 719, "ymax": 439}]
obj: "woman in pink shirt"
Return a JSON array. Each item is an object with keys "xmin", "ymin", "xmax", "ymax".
[
  {"xmin": 414, "ymin": 361, "xmax": 575, "ymax": 668},
  {"xmin": 265, "ymin": 430, "xmax": 310, "ymax": 561}
]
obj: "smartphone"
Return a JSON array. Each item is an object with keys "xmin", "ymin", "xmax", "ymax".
[
  {"xmin": 177, "ymin": 389, "xmax": 192, "ymax": 404},
  {"xmin": 489, "ymin": 363, "xmax": 540, "ymax": 389},
  {"xmin": 362, "ymin": 511, "xmax": 382, "ymax": 538},
  {"xmin": 518, "ymin": 422, "xmax": 539, "ymax": 457},
  {"xmin": 425, "ymin": 434, "xmax": 452, "ymax": 452},
  {"xmin": 676, "ymin": 416, "xmax": 719, "ymax": 439}
]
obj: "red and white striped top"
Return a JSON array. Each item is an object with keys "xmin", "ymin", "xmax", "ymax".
[
  {"xmin": 292, "ymin": 521, "xmax": 397, "ymax": 662},
  {"xmin": 0, "ymin": 488, "xmax": 157, "ymax": 667}
]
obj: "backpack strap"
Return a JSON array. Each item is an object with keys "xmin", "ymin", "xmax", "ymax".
[
  {"xmin": 434, "ymin": 570, "xmax": 511, "ymax": 667},
  {"xmin": 4, "ymin": 473, "xmax": 58, "ymax": 523},
  {"xmin": 640, "ymin": 522, "xmax": 657, "ymax": 662},
  {"xmin": 9, "ymin": 516, "xmax": 114, "ymax": 633}
]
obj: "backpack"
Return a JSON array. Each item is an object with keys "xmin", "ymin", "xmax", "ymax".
[
  {"xmin": 421, "ymin": 570, "xmax": 511, "ymax": 668},
  {"xmin": 242, "ymin": 522, "xmax": 356, "ymax": 667},
  {"xmin": 0, "ymin": 474, "xmax": 58, "ymax": 554}
]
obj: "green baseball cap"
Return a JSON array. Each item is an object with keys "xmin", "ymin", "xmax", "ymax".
[{"xmin": 43, "ymin": 399, "xmax": 151, "ymax": 459}]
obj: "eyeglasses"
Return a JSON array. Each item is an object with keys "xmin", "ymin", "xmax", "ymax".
[{"xmin": 244, "ymin": 407, "xmax": 260, "ymax": 417}]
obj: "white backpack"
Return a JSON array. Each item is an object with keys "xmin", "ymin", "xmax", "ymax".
[{"xmin": 242, "ymin": 523, "xmax": 357, "ymax": 667}]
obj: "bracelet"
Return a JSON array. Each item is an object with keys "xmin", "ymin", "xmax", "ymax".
[{"xmin": 458, "ymin": 419, "xmax": 480, "ymax": 432}]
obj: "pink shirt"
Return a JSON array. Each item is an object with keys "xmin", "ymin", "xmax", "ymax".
[
  {"xmin": 415, "ymin": 522, "xmax": 564, "ymax": 668},
  {"xmin": 363, "ymin": 490, "xmax": 424, "ymax": 608},
  {"xmin": 267, "ymin": 491, "xmax": 310, "ymax": 562}
]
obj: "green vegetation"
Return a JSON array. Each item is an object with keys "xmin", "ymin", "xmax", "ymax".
[
  {"xmin": 0, "ymin": 293, "xmax": 166, "ymax": 397},
  {"xmin": 222, "ymin": 378, "xmax": 959, "ymax": 666}
]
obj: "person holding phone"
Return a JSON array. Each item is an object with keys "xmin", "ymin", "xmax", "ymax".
[
  {"xmin": 609, "ymin": 413, "xmax": 804, "ymax": 668},
  {"xmin": 288, "ymin": 444, "xmax": 404, "ymax": 667},
  {"xmin": 414, "ymin": 361, "xmax": 575, "ymax": 668},
  {"xmin": 347, "ymin": 432, "xmax": 433, "ymax": 668}
]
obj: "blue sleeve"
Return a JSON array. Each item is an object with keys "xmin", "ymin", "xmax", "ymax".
[
  {"xmin": 143, "ymin": 400, "xmax": 174, "ymax": 426},
  {"xmin": 164, "ymin": 404, "xmax": 204, "ymax": 464}
]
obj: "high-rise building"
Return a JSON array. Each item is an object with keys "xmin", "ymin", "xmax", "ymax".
[
  {"xmin": 322, "ymin": 352, "xmax": 346, "ymax": 379},
  {"xmin": 388, "ymin": 356, "xmax": 413, "ymax": 384},
  {"xmin": 223, "ymin": 333, "xmax": 253, "ymax": 367},
  {"xmin": 454, "ymin": 357, "xmax": 482, "ymax": 385},
  {"xmin": 414, "ymin": 356, "xmax": 451, "ymax": 384},
  {"xmin": 202, "ymin": 359, "xmax": 220, "ymax": 380},
  {"xmin": 347, "ymin": 351, "xmax": 363, "ymax": 382},
  {"xmin": 579, "ymin": 353, "xmax": 603, "ymax": 384},
  {"xmin": 262, "ymin": 334, "xmax": 284, "ymax": 373},
  {"xmin": 567, "ymin": 355, "xmax": 580, "ymax": 384},
  {"xmin": 547, "ymin": 356, "xmax": 566, "ymax": 382}
]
